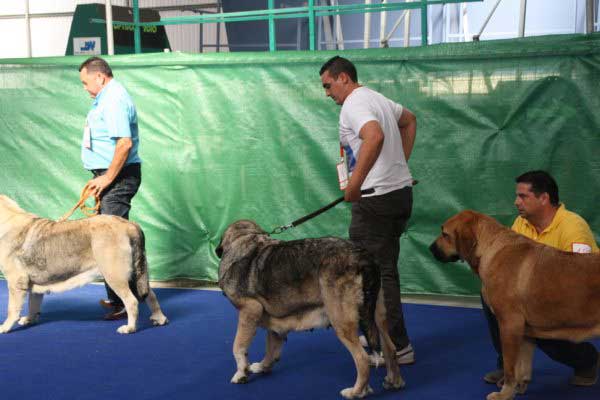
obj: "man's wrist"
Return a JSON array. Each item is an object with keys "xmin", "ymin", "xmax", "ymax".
[{"xmin": 102, "ymin": 171, "xmax": 117, "ymax": 183}]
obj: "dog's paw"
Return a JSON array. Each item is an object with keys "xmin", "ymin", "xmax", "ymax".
[
  {"xmin": 340, "ymin": 385, "xmax": 373, "ymax": 399},
  {"xmin": 18, "ymin": 314, "xmax": 39, "ymax": 326},
  {"xmin": 231, "ymin": 371, "xmax": 248, "ymax": 384},
  {"xmin": 383, "ymin": 374, "xmax": 405, "ymax": 390},
  {"xmin": 249, "ymin": 362, "xmax": 264, "ymax": 374},
  {"xmin": 150, "ymin": 315, "xmax": 168, "ymax": 326},
  {"xmin": 486, "ymin": 391, "xmax": 514, "ymax": 400},
  {"xmin": 249, "ymin": 362, "xmax": 272, "ymax": 374},
  {"xmin": 516, "ymin": 381, "xmax": 529, "ymax": 394},
  {"xmin": 0, "ymin": 326, "xmax": 11, "ymax": 334},
  {"xmin": 117, "ymin": 325, "xmax": 137, "ymax": 334}
]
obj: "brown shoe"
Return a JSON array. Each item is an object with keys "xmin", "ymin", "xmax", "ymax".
[
  {"xmin": 483, "ymin": 369, "xmax": 504, "ymax": 384},
  {"xmin": 99, "ymin": 299, "xmax": 118, "ymax": 309},
  {"xmin": 103, "ymin": 306, "xmax": 127, "ymax": 321}
]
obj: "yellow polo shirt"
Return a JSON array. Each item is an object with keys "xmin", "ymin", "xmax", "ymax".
[{"xmin": 512, "ymin": 204, "xmax": 599, "ymax": 253}]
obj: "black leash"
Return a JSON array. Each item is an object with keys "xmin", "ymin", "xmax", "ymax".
[{"xmin": 271, "ymin": 188, "xmax": 375, "ymax": 234}]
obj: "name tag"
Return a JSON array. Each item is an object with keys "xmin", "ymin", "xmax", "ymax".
[
  {"xmin": 83, "ymin": 125, "xmax": 91, "ymax": 149},
  {"xmin": 572, "ymin": 243, "xmax": 592, "ymax": 253},
  {"xmin": 337, "ymin": 145, "xmax": 348, "ymax": 190}
]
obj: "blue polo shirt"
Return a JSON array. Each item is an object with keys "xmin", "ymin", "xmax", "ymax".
[{"xmin": 81, "ymin": 79, "xmax": 142, "ymax": 170}]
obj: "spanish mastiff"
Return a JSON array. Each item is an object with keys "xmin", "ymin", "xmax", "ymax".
[
  {"xmin": 0, "ymin": 195, "xmax": 168, "ymax": 334},
  {"xmin": 216, "ymin": 220, "xmax": 404, "ymax": 398},
  {"xmin": 430, "ymin": 210, "xmax": 600, "ymax": 400}
]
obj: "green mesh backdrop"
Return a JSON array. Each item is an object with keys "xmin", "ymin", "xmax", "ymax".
[{"xmin": 1, "ymin": 33, "xmax": 599, "ymax": 295}]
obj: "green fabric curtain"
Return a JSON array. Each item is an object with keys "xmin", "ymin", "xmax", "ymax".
[{"xmin": 1, "ymin": 33, "xmax": 599, "ymax": 295}]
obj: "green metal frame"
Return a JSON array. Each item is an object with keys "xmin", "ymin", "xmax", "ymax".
[{"xmin": 92, "ymin": 0, "xmax": 482, "ymax": 52}]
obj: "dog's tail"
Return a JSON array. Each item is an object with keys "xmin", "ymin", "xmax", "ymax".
[
  {"xmin": 357, "ymin": 248, "xmax": 381, "ymax": 352},
  {"xmin": 130, "ymin": 223, "xmax": 150, "ymax": 301}
]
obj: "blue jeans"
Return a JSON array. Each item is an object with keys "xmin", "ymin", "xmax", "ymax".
[{"xmin": 91, "ymin": 163, "xmax": 141, "ymax": 306}]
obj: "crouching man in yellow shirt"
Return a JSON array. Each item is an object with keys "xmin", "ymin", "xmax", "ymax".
[{"xmin": 483, "ymin": 170, "xmax": 599, "ymax": 389}]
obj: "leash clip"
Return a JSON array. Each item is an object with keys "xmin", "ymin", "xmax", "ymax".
[{"xmin": 271, "ymin": 224, "xmax": 293, "ymax": 235}]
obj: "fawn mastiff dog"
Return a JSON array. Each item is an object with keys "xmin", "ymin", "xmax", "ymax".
[
  {"xmin": 0, "ymin": 195, "xmax": 168, "ymax": 334},
  {"xmin": 216, "ymin": 220, "xmax": 405, "ymax": 398},
  {"xmin": 430, "ymin": 210, "xmax": 600, "ymax": 400}
]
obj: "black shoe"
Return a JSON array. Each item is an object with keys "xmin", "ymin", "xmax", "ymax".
[{"xmin": 571, "ymin": 355, "xmax": 600, "ymax": 386}]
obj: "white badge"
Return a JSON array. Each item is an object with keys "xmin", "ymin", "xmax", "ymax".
[
  {"xmin": 572, "ymin": 243, "xmax": 592, "ymax": 253},
  {"xmin": 83, "ymin": 124, "xmax": 91, "ymax": 149},
  {"xmin": 336, "ymin": 146, "xmax": 348, "ymax": 190},
  {"xmin": 337, "ymin": 161, "xmax": 348, "ymax": 190}
]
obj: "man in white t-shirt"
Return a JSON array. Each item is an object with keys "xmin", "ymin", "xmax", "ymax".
[{"xmin": 319, "ymin": 56, "xmax": 417, "ymax": 365}]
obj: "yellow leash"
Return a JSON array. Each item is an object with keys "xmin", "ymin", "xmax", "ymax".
[{"xmin": 58, "ymin": 183, "xmax": 101, "ymax": 222}]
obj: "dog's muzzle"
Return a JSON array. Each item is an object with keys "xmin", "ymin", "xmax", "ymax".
[{"xmin": 429, "ymin": 241, "xmax": 460, "ymax": 263}]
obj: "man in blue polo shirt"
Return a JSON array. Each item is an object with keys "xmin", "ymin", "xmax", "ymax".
[{"xmin": 79, "ymin": 56, "xmax": 142, "ymax": 321}]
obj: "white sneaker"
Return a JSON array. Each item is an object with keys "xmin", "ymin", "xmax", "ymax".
[
  {"xmin": 396, "ymin": 344, "xmax": 415, "ymax": 365},
  {"xmin": 368, "ymin": 343, "xmax": 416, "ymax": 367},
  {"xmin": 359, "ymin": 335, "xmax": 369, "ymax": 348},
  {"xmin": 368, "ymin": 351, "xmax": 385, "ymax": 368}
]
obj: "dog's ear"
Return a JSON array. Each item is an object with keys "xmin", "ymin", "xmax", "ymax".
[{"xmin": 453, "ymin": 211, "xmax": 480, "ymax": 270}]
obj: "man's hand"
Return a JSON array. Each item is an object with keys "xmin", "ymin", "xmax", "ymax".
[
  {"xmin": 87, "ymin": 175, "xmax": 112, "ymax": 196},
  {"xmin": 344, "ymin": 180, "xmax": 362, "ymax": 202},
  {"xmin": 87, "ymin": 137, "xmax": 132, "ymax": 196}
]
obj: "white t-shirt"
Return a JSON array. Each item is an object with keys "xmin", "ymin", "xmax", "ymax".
[{"xmin": 339, "ymin": 86, "xmax": 413, "ymax": 196}]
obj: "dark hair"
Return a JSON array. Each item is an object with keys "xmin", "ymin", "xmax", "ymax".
[
  {"xmin": 515, "ymin": 170, "xmax": 559, "ymax": 206},
  {"xmin": 319, "ymin": 56, "xmax": 358, "ymax": 82},
  {"xmin": 79, "ymin": 56, "xmax": 113, "ymax": 77}
]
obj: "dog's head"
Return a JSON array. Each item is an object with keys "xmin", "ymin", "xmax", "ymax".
[
  {"xmin": 429, "ymin": 210, "xmax": 480, "ymax": 265},
  {"xmin": 215, "ymin": 219, "xmax": 268, "ymax": 258}
]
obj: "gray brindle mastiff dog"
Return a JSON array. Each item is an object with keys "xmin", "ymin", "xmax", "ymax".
[
  {"xmin": 216, "ymin": 219, "xmax": 405, "ymax": 399},
  {"xmin": 0, "ymin": 194, "xmax": 168, "ymax": 334}
]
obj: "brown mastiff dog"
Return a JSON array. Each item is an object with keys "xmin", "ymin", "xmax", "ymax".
[{"xmin": 429, "ymin": 210, "xmax": 600, "ymax": 400}]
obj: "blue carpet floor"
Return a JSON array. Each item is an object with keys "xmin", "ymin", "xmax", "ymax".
[{"xmin": 0, "ymin": 280, "xmax": 598, "ymax": 400}]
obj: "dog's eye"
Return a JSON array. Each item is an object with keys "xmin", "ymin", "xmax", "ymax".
[{"xmin": 442, "ymin": 232, "xmax": 450, "ymax": 238}]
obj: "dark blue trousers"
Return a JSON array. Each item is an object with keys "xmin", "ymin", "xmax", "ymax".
[{"xmin": 91, "ymin": 163, "xmax": 141, "ymax": 306}]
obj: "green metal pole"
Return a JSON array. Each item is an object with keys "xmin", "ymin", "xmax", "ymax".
[
  {"xmin": 421, "ymin": 0, "xmax": 428, "ymax": 46},
  {"xmin": 133, "ymin": 0, "xmax": 141, "ymax": 53},
  {"xmin": 268, "ymin": 0, "xmax": 275, "ymax": 51},
  {"xmin": 308, "ymin": 0, "xmax": 315, "ymax": 50}
]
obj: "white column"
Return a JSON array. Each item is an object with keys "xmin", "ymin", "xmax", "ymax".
[
  {"xmin": 404, "ymin": 0, "xmax": 412, "ymax": 47},
  {"xmin": 364, "ymin": 0, "xmax": 372, "ymax": 48},
  {"xmin": 105, "ymin": 0, "xmax": 115, "ymax": 55},
  {"xmin": 25, "ymin": 0, "xmax": 32, "ymax": 57},
  {"xmin": 379, "ymin": 0, "xmax": 388, "ymax": 47},
  {"xmin": 334, "ymin": 0, "xmax": 345, "ymax": 50},
  {"xmin": 461, "ymin": 2, "xmax": 470, "ymax": 41},
  {"xmin": 518, "ymin": 0, "xmax": 527, "ymax": 37}
]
